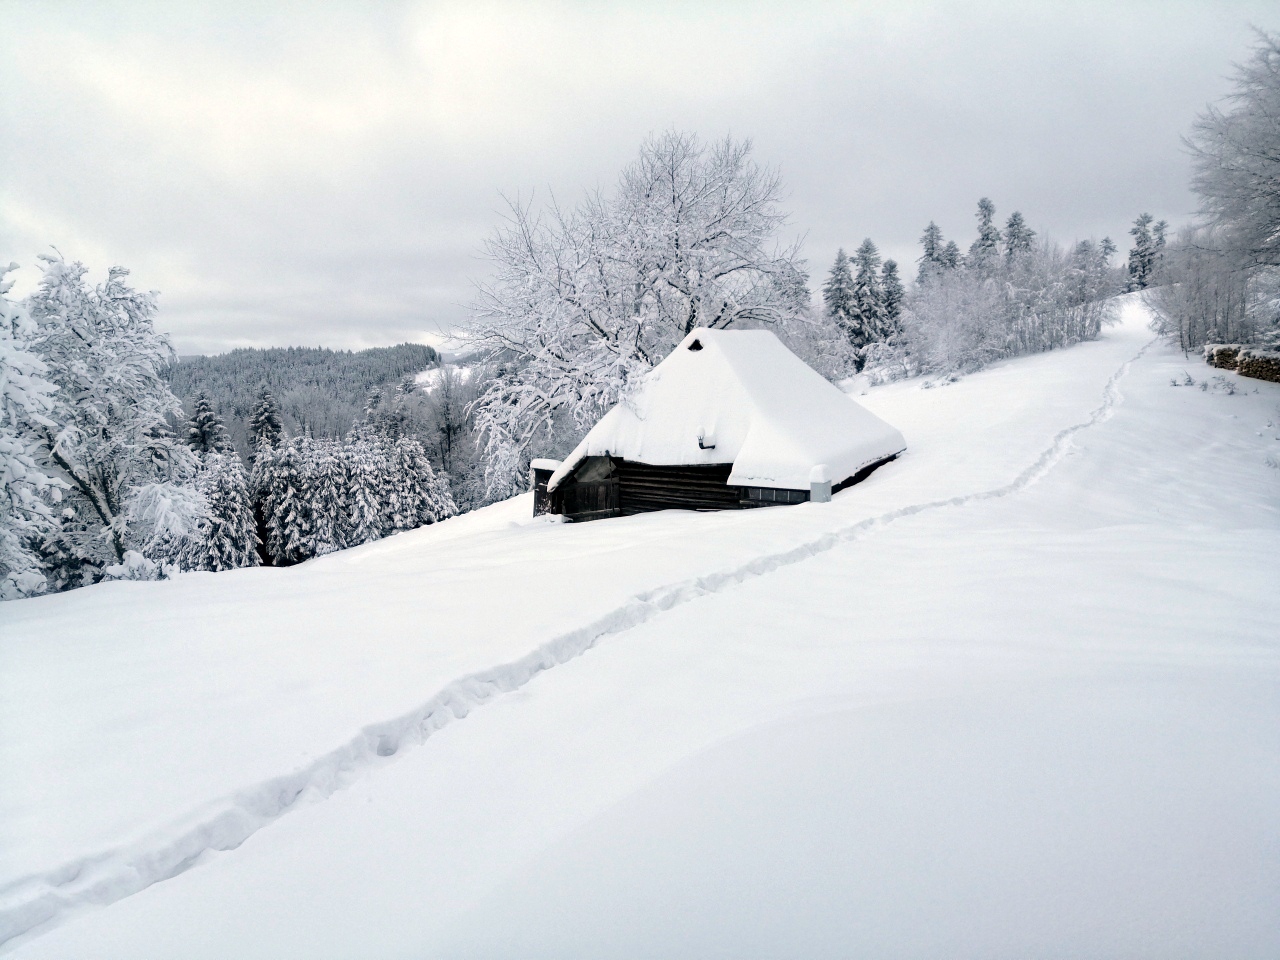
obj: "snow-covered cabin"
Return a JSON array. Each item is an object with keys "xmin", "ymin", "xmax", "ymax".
[{"xmin": 535, "ymin": 328, "xmax": 906, "ymax": 522}]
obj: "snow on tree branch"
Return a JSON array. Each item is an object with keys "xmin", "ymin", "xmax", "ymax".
[{"xmin": 467, "ymin": 132, "xmax": 810, "ymax": 498}]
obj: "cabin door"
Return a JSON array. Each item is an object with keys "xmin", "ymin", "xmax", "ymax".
[{"xmin": 562, "ymin": 477, "xmax": 620, "ymax": 521}]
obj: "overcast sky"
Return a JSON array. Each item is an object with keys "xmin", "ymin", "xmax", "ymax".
[{"xmin": 0, "ymin": 1, "xmax": 1273, "ymax": 355}]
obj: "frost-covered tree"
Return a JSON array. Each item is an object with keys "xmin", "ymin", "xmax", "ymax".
[
  {"xmin": 917, "ymin": 222, "xmax": 948, "ymax": 283},
  {"xmin": 1127, "ymin": 213, "xmax": 1168, "ymax": 290},
  {"xmin": 822, "ymin": 249, "xmax": 856, "ymax": 332},
  {"xmin": 939, "ymin": 240, "xmax": 962, "ymax": 271},
  {"xmin": 255, "ymin": 440, "xmax": 308, "ymax": 565},
  {"xmin": 967, "ymin": 198, "xmax": 1003, "ymax": 270},
  {"xmin": 1149, "ymin": 225, "xmax": 1259, "ymax": 352},
  {"xmin": 186, "ymin": 394, "xmax": 232, "ymax": 454},
  {"xmin": 0, "ymin": 265, "xmax": 65, "ymax": 599},
  {"xmin": 880, "ymin": 259, "xmax": 904, "ymax": 333},
  {"xmin": 250, "ymin": 385, "xmax": 284, "ymax": 449},
  {"xmin": 19, "ymin": 255, "xmax": 200, "ymax": 583},
  {"xmin": 1004, "ymin": 211, "xmax": 1036, "ymax": 260},
  {"xmin": 469, "ymin": 132, "xmax": 810, "ymax": 499},
  {"xmin": 304, "ymin": 438, "xmax": 350, "ymax": 556},
  {"xmin": 422, "ymin": 364, "xmax": 482, "ymax": 509},
  {"xmin": 845, "ymin": 239, "xmax": 887, "ymax": 362},
  {"xmin": 1188, "ymin": 30, "xmax": 1280, "ymax": 269},
  {"xmin": 192, "ymin": 452, "xmax": 258, "ymax": 571},
  {"xmin": 904, "ymin": 234, "xmax": 1118, "ymax": 376}
]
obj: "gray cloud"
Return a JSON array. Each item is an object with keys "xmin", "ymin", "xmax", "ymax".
[{"xmin": 1, "ymin": 1, "xmax": 1273, "ymax": 354}]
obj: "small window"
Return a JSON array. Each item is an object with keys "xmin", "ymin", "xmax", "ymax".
[{"xmin": 687, "ymin": 339, "xmax": 703, "ymax": 351}]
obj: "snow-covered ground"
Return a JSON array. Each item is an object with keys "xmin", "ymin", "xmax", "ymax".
[
  {"xmin": 2, "ymin": 296, "xmax": 1278, "ymax": 957},
  {"xmin": 414, "ymin": 362, "xmax": 473, "ymax": 391}
]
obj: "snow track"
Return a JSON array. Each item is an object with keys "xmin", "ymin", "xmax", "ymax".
[{"xmin": 0, "ymin": 339, "xmax": 1155, "ymax": 951}]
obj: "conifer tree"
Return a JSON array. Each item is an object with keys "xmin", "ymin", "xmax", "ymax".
[
  {"xmin": 344, "ymin": 438, "xmax": 386, "ymax": 547},
  {"xmin": 257, "ymin": 440, "xmax": 308, "ymax": 565},
  {"xmin": 1004, "ymin": 211, "xmax": 1036, "ymax": 260},
  {"xmin": 303, "ymin": 438, "xmax": 348, "ymax": 556},
  {"xmin": 967, "ymin": 198, "xmax": 1003, "ymax": 269},
  {"xmin": 186, "ymin": 394, "xmax": 232, "ymax": 454},
  {"xmin": 1126, "ymin": 214, "xmax": 1170, "ymax": 291},
  {"xmin": 917, "ymin": 222, "xmax": 947, "ymax": 283},
  {"xmin": 880, "ymin": 259, "xmax": 904, "ymax": 336},
  {"xmin": 194, "ymin": 452, "xmax": 259, "ymax": 571},
  {"xmin": 249, "ymin": 386, "xmax": 284, "ymax": 449},
  {"xmin": 821, "ymin": 249, "xmax": 856, "ymax": 332},
  {"xmin": 846, "ymin": 239, "xmax": 887, "ymax": 364},
  {"xmin": 940, "ymin": 241, "xmax": 962, "ymax": 270}
]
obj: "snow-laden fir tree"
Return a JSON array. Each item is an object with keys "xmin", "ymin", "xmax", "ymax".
[
  {"xmin": 917, "ymin": 222, "xmax": 947, "ymax": 283},
  {"xmin": 250, "ymin": 385, "xmax": 284, "ymax": 449},
  {"xmin": 1004, "ymin": 212, "xmax": 1036, "ymax": 261},
  {"xmin": 1126, "ymin": 214, "xmax": 1168, "ymax": 290},
  {"xmin": 939, "ymin": 240, "xmax": 962, "ymax": 270},
  {"xmin": 256, "ymin": 440, "xmax": 310, "ymax": 566},
  {"xmin": 845, "ymin": 239, "xmax": 887, "ymax": 365},
  {"xmin": 0, "ymin": 264, "xmax": 65, "ymax": 599},
  {"xmin": 880, "ymin": 259, "xmax": 904, "ymax": 334},
  {"xmin": 822, "ymin": 249, "xmax": 856, "ymax": 333},
  {"xmin": 192, "ymin": 452, "xmax": 258, "ymax": 571},
  {"xmin": 343, "ymin": 437, "xmax": 386, "ymax": 548},
  {"xmin": 19, "ymin": 255, "xmax": 203, "ymax": 587},
  {"xmin": 301, "ymin": 438, "xmax": 348, "ymax": 556},
  {"xmin": 381, "ymin": 436, "xmax": 456, "ymax": 533},
  {"xmin": 469, "ymin": 132, "xmax": 810, "ymax": 500},
  {"xmin": 967, "ymin": 198, "xmax": 1003, "ymax": 270},
  {"xmin": 186, "ymin": 394, "xmax": 232, "ymax": 454}
]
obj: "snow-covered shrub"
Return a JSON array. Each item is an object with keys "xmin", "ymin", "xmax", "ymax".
[
  {"xmin": 101, "ymin": 550, "xmax": 167, "ymax": 582},
  {"xmin": 124, "ymin": 481, "xmax": 211, "ymax": 570}
]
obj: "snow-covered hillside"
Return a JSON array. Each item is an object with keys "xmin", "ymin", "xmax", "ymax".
[{"xmin": 2, "ymin": 296, "xmax": 1277, "ymax": 958}]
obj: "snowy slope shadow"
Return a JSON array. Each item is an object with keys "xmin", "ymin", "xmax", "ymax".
[{"xmin": 0, "ymin": 339, "xmax": 1155, "ymax": 952}]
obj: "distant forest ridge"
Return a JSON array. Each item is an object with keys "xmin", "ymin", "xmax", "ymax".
[{"xmin": 164, "ymin": 342, "xmax": 440, "ymax": 456}]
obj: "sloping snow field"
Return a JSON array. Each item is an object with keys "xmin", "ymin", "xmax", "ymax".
[{"xmin": 2, "ymin": 296, "xmax": 1278, "ymax": 957}]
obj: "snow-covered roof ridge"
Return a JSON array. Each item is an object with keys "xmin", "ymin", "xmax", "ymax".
[{"xmin": 547, "ymin": 327, "xmax": 906, "ymax": 492}]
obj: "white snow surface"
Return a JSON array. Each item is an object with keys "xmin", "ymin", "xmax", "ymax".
[
  {"xmin": 2, "ymin": 296, "xmax": 1279, "ymax": 958},
  {"xmin": 547, "ymin": 327, "xmax": 906, "ymax": 491}
]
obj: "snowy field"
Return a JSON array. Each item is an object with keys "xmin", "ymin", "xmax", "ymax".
[{"xmin": 2, "ymin": 296, "xmax": 1278, "ymax": 958}]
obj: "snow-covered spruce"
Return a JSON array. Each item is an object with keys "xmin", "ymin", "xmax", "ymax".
[{"xmin": 253, "ymin": 433, "xmax": 455, "ymax": 566}]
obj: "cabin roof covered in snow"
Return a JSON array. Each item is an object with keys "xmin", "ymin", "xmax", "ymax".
[{"xmin": 547, "ymin": 328, "xmax": 906, "ymax": 492}]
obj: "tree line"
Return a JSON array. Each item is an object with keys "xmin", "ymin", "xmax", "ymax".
[
  {"xmin": 165, "ymin": 341, "xmax": 439, "ymax": 458},
  {"xmin": 0, "ymin": 260, "xmax": 459, "ymax": 599},
  {"xmin": 815, "ymin": 198, "xmax": 1125, "ymax": 380}
]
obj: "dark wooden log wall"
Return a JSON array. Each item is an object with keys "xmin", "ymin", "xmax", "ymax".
[{"xmin": 548, "ymin": 454, "xmax": 898, "ymax": 522}]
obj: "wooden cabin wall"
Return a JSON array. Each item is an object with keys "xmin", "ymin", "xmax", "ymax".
[
  {"xmin": 615, "ymin": 461, "xmax": 741, "ymax": 515},
  {"xmin": 549, "ymin": 453, "xmax": 900, "ymax": 522}
]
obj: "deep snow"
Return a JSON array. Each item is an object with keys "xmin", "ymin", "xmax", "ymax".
[{"xmin": 1, "ymin": 296, "xmax": 1277, "ymax": 958}]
